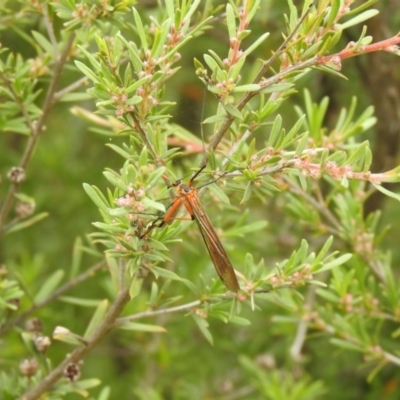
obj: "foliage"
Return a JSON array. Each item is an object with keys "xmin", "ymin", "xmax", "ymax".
[{"xmin": 1, "ymin": 0, "xmax": 400, "ymax": 399}]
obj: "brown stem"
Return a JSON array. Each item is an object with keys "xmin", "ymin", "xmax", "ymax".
[
  {"xmin": 0, "ymin": 32, "xmax": 76, "ymax": 234},
  {"xmin": 317, "ymin": 34, "xmax": 400, "ymax": 65},
  {"xmin": 129, "ymin": 111, "xmax": 160, "ymax": 163}
]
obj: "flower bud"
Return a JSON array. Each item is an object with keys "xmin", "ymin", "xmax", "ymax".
[{"xmin": 19, "ymin": 358, "xmax": 39, "ymax": 377}]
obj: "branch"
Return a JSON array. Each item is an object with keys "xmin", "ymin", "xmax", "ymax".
[
  {"xmin": 281, "ymin": 176, "xmax": 343, "ymax": 235},
  {"xmin": 206, "ymin": 3, "xmax": 314, "ymax": 154},
  {"xmin": 115, "ymin": 300, "xmax": 202, "ymax": 326},
  {"xmin": 42, "ymin": 5, "xmax": 59, "ymax": 58},
  {"xmin": 207, "ymin": 31, "xmax": 400, "ymax": 164},
  {"xmin": 290, "ymin": 272, "xmax": 329, "ymax": 361},
  {"xmin": 0, "ymin": 31, "xmax": 76, "ymax": 234},
  {"xmin": 317, "ymin": 33, "xmax": 400, "ymax": 65},
  {"xmin": 54, "ymin": 77, "xmax": 89, "ymax": 101},
  {"xmin": 19, "ymin": 287, "xmax": 130, "ymax": 400}
]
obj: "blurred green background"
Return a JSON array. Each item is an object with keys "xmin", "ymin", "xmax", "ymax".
[{"xmin": 1, "ymin": 1, "xmax": 400, "ymax": 399}]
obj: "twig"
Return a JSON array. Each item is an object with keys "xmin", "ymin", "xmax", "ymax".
[
  {"xmin": 207, "ymin": 29, "xmax": 400, "ymax": 164},
  {"xmin": 252, "ymin": 1, "xmax": 315, "ymax": 85},
  {"xmin": 0, "ymin": 31, "xmax": 76, "ymax": 234},
  {"xmin": 317, "ymin": 33, "xmax": 400, "ymax": 65},
  {"xmin": 281, "ymin": 176, "xmax": 386, "ymax": 283},
  {"xmin": 290, "ymin": 271, "xmax": 328, "ymax": 361},
  {"xmin": 42, "ymin": 6, "xmax": 59, "ymax": 58},
  {"xmin": 224, "ymin": 158, "xmax": 297, "ymax": 178},
  {"xmin": 128, "ymin": 112, "xmax": 163, "ymax": 167},
  {"xmin": 383, "ymin": 351, "xmax": 400, "ymax": 367},
  {"xmin": 207, "ymin": 3, "xmax": 314, "ymax": 153},
  {"xmin": 54, "ymin": 77, "xmax": 89, "ymax": 101},
  {"xmin": 207, "ymin": 56, "xmax": 318, "ymax": 154},
  {"xmin": 281, "ymin": 175, "xmax": 343, "ymax": 235},
  {"xmin": 115, "ymin": 300, "xmax": 201, "ymax": 326}
]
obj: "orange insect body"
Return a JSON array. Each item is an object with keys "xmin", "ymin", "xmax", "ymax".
[{"xmin": 158, "ymin": 180, "xmax": 240, "ymax": 293}]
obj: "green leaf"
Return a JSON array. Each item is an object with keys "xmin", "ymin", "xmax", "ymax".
[
  {"xmin": 98, "ymin": 387, "xmax": 111, "ymax": 400},
  {"xmin": 84, "ymin": 299, "xmax": 109, "ymax": 338},
  {"xmin": 313, "ymin": 236, "xmax": 333, "ymax": 265},
  {"xmin": 152, "ymin": 266, "xmax": 183, "ymax": 281},
  {"xmin": 241, "ymin": 181, "xmax": 253, "ymax": 204},
  {"xmin": 118, "ymin": 322, "xmax": 167, "ymax": 332},
  {"xmin": 78, "ymin": 44, "xmax": 102, "ymax": 71},
  {"xmin": 102, "ymin": 171, "xmax": 126, "ymax": 191},
  {"xmin": 230, "ymin": 316, "xmax": 251, "ymax": 325},
  {"xmin": 31, "ymin": 30, "xmax": 55, "ymax": 56},
  {"xmin": 71, "ymin": 236, "xmax": 83, "ymax": 278},
  {"xmin": 59, "ymin": 92, "xmax": 93, "ymax": 102},
  {"xmin": 207, "ymin": 183, "xmax": 230, "ymax": 205},
  {"xmin": 92, "ymin": 222, "xmax": 125, "ymax": 233},
  {"xmin": 345, "ymin": 141, "xmax": 369, "ymax": 166},
  {"xmin": 151, "ymin": 18, "xmax": 172, "ymax": 59},
  {"xmin": 367, "ymin": 360, "xmax": 387, "ymax": 383},
  {"xmin": 192, "ymin": 314, "xmax": 213, "ymax": 345},
  {"xmin": 373, "ymin": 184, "xmax": 400, "ymax": 202},
  {"xmin": 281, "ymin": 115, "xmax": 306, "ymax": 149},
  {"xmin": 243, "ymin": 32, "xmax": 270, "ymax": 56},
  {"xmin": 246, "ymin": 0, "xmax": 261, "ymax": 22},
  {"xmin": 158, "ymin": 35, "xmax": 194, "ymax": 63},
  {"xmin": 308, "ymin": 280, "xmax": 327, "ymax": 287},
  {"xmin": 83, "ymin": 183, "xmax": 110, "ymax": 212},
  {"xmin": 295, "ymin": 132, "xmax": 309, "ymax": 156},
  {"xmin": 106, "ymin": 144, "xmax": 132, "ymax": 160},
  {"xmin": 223, "ymin": 104, "xmax": 243, "ymax": 119},
  {"xmin": 53, "ymin": 326, "xmax": 87, "ymax": 346},
  {"xmin": 326, "ymin": 0, "xmax": 341, "ymax": 27},
  {"xmin": 260, "ymin": 82, "xmax": 294, "ymax": 94},
  {"xmin": 228, "ymin": 53, "xmax": 246, "ymax": 80},
  {"xmin": 318, "ymin": 253, "xmax": 352, "ymax": 272},
  {"xmin": 142, "ymin": 197, "xmax": 166, "ymax": 213},
  {"xmin": 57, "ymin": 379, "xmax": 101, "ymax": 393},
  {"xmin": 203, "ymin": 114, "xmax": 227, "ymax": 124},
  {"xmin": 129, "ymin": 277, "xmax": 143, "ymax": 299},
  {"xmin": 232, "ymin": 83, "xmax": 261, "ymax": 93},
  {"xmin": 116, "ymin": 34, "xmax": 142, "ymax": 72},
  {"xmin": 339, "ymin": 9, "xmax": 379, "ymax": 30},
  {"xmin": 59, "ymin": 296, "xmax": 103, "ymax": 307},
  {"xmin": 132, "ymin": 8, "xmax": 148, "ymax": 52},
  {"xmin": 108, "ymin": 207, "xmax": 130, "ymax": 217},
  {"xmin": 125, "ymin": 77, "xmax": 151, "ymax": 95},
  {"xmin": 330, "ymin": 338, "xmax": 364, "ymax": 352},
  {"xmin": 183, "ymin": 0, "xmax": 202, "ymax": 23},
  {"xmin": 5, "ymin": 212, "xmax": 49, "ymax": 234},
  {"xmin": 126, "ymin": 96, "xmax": 143, "ymax": 105},
  {"xmin": 75, "ymin": 61, "xmax": 101, "ymax": 84},
  {"xmin": 316, "ymin": 288, "xmax": 339, "ymax": 303},
  {"xmin": 203, "ymin": 54, "xmax": 222, "ymax": 76},
  {"xmin": 34, "ymin": 270, "xmax": 65, "ymax": 303},
  {"xmin": 225, "ymin": 3, "xmax": 237, "ymax": 39},
  {"xmin": 267, "ymin": 114, "xmax": 282, "ymax": 147}
]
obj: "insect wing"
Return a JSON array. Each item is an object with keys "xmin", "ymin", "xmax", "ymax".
[{"xmin": 185, "ymin": 189, "xmax": 239, "ymax": 292}]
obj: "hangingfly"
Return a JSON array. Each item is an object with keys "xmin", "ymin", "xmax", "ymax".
[{"xmin": 146, "ymin": 169, "xmax": 240, "ymax": 293}]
